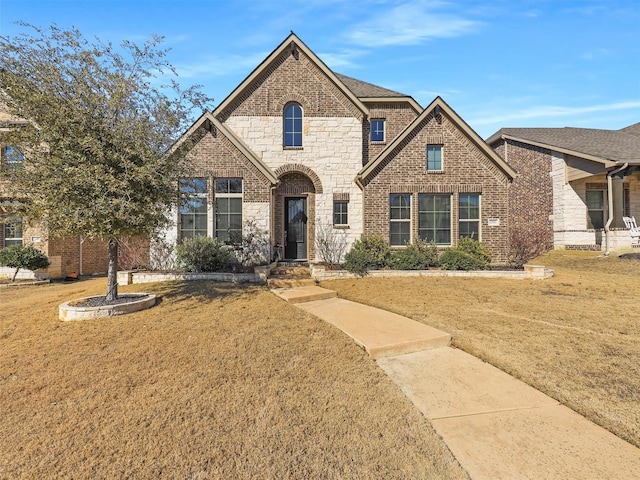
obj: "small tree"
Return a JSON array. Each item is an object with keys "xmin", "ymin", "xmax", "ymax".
[
  {"xmin": 315, "ymin": 221, "xmax": 348, "ymax": 269},
  {"xmin": 0, "ymin": 23, "xmax": 210, "ymax": 301},
  {"xmin": 0, "ymin": 245, "xmax": 50, "ymax": 282}
]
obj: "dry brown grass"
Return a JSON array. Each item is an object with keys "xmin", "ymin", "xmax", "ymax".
[
  {"xmin": 0, "ymin": 279, "xmax": 468, "ymax": 479},
  {"xmin": 323, "ymin": 250, "xmax": 640, "ymax": 448}
]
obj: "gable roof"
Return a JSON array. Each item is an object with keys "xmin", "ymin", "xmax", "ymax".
[
  {"xmin": 486, "ymin": 126, "xmax": 640, "ymax": 166},
  {"xmin": 357, "ymin": 96, "xmax": 517, "ymax": 185},
  {"xmin": 170, "ymin": 111, "xmax": 278, "ymax": 185},
  {"xmin": 213, "ymin": 33, "xmax": 369, "ymax": 119},
  {"xmin": 335, "ymin": 73, "xmax": 423, "ymax": 114}
]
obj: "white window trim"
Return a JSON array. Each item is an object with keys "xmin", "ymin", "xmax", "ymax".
[
  {"xmin": 371, "ymin": 118, "xmax": 386, "ymax": 143},
  {"xmin": 214, "ymin": 178, "xmax": 243, "ymax": 242},
  {"xmin": 426, "ymin": 145, "xmax": 444, "ymax": 172},
  {"xmin": 458, "ymin": 193, "xmax": 481, "ymax": 241},
  {"xmin": 418, "ymin": 193, "xmax": 452, "ymax": 246},
  {"xmin": 390, "ymin": 193, "xmax": 412, "ymax": 247}
]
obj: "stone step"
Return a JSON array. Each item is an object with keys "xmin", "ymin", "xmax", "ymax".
[
  {"xmin": 270, "ymin": 266, "xmax": 311, "ymax": 277},
  {"xmin": 271, "ymin": 285, "xmax": 337, "ymax": 304},
  {"xmin": 267, "ymin": 277, "xmax": 316, "ymax": 289}
]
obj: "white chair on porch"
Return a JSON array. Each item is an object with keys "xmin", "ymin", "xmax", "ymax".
[{"xmin": 623, "ymin": 216, "xmax": 640, "ymax": 245}]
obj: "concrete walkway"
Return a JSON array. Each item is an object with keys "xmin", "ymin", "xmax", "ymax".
[{"xmin": 273, "ymin": 285, "xmax": 640, "ymax": 480}]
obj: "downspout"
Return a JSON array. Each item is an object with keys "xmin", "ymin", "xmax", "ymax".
[{"xmin": 604, "ymin": 163, "xmax": 628, "ymax": 256}]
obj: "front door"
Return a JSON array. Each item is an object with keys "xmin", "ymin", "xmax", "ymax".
[{"xmin": 285, "ymin": 197, "xmax": 307, "ymax": 260}]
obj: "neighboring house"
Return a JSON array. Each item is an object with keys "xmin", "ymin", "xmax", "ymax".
[
  {"xmin": 0, "ymin": 108, "xmax": 110, "ymax": 279},
  {"xmin": 487, "ymin": 123, "xmax": 640, "ymax": 252},
  {"xmin": 167, "ymin": 33, "xmax": 517, "ymax": 264}
]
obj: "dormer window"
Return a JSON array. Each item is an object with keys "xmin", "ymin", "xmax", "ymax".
[{"xmin": 283, "ymin": 103, "xmax": 303, "ymax": 148}]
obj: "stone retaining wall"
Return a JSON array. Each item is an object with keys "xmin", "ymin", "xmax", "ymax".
[{"xmin": 310, "ymin": 264, "xmax": 553, "ymax": 281}]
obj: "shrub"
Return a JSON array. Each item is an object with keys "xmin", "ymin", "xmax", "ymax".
[
  {"xmin": 176, "ymin": 236, "xmax": 231, "ymax": 272},
  {"xmin": 388, "ymin": 239, "xmax": 440, "ymax": 270},
  {"xmin": 439, "ymin": 249, "xmax": 488, "ymax": 271},
  {"xmin": 230, "ymin": 220, "xmax": 270, "ymax": 269},
  {"xmin": 344, "ymin": 234, "xmax": 390, "ymax": 276},
  {"xmin": 149, "ymin": 234, "xmax": 177, "ymax": 271},
  {"xmin": 0, "ymin": 244, "xmax": 50, "ymax": 281},
  {"xmin": 315, "ymin": 221, "xmax": 348, "ymax": 269},
  {"xmin": 508, "ymin": 226, "xmax": 552, "ymax": 268},
  {"xmin": 439, "ymin": 238, "xmax": 491, "ymax": 271},
  {"xmin": 457, "ymin": 237, "xmax": 492, "ymax": 266}
]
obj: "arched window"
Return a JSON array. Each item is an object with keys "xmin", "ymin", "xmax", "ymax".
[{"xmin": 283, "ymin": 103, "xmax": 303, "ymax": 147}]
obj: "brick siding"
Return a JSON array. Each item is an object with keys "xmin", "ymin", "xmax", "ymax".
[
  {"xmin": 362, "ymin": 112, "xmax": 511, "ymax": 263},
  {"xmin": 494, "ymin": 139, "xmax": 555, "ymax": 251}
]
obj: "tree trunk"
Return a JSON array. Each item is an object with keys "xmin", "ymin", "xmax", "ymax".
[
  {"xmin": 106, "ymin": 237, "xmax": 119, "ymax": 302},
  {"xmin": 11, "ymin": 267, "xmax": 20, "ymax": 283}
]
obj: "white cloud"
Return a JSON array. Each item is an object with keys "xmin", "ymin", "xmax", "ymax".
[
  {"xmin": 472, "ymin": 101, "xmax": 640, "ymax": 126},
  {"xmin": 346, "ymin": 0, "xmax": 481, "ymax": 46},
  {"xmin": 318, "ymin": 48, "xmax": 368, "ymax": 70},
  {"xmin": 175, "ymin": 51, "xmax": 270, "ymax": 79}
]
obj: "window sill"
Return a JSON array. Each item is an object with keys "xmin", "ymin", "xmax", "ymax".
[
  {"xmin": 426, "ymin": 169, "xmax": 445, "ymax": 174},
  {"xmin": 333, "ymin": 224, "xmax": 350, "ymax": 229},
  {"xmin": 284, "ymin": 146, "xmax": 304, "ymax": 151},
  {"xmin": 371, "ymin": 141, "xmax": 386, "ymax": 145}
]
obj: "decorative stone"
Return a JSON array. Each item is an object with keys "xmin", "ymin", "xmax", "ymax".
[{"xmin": 59, "ymin": 293, "xmax": 156, "ymax": 321}]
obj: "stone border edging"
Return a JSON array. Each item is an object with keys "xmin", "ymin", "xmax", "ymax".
[
  {"xmin": 59, "ymin": 293, "xmax": 156, "ymax": 321},
  {"xmin": 117, "ymin": 265, "xmax": 271, "ymax": 286},
  {"xmin": 310, "ymin": 264, "xmax": 553, "ymax": 281},
  {"xmin": 0, "ymin": 280, "xmax": 51, "ymax": 288}
]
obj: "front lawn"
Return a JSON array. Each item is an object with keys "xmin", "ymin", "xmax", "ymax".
[
  {"xmin": 323, "ymin": 250, "xmax": 640, "ymax": 448},
  {"xmin": 0, "ymin": 279, "xmax": 467, "ymax": 479}
]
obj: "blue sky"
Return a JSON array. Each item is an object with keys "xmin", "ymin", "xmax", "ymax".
[{"xmin": 1, "ymin": 0, "xmax": 638, "ymax": 138}]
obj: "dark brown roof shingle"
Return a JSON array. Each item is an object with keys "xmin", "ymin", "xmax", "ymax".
[
  {"xmin": 335, "ymin": 73, "xmax": 408, "ymax": 98},
  {"xmin": 486, "ymin": 126, "xmax": 640, "ymax": 164}
]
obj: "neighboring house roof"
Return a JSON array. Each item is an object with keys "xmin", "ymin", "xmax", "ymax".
[
  {"xmin": 486, "ymin": 126, "xmax": 640, "ymax": 166},
  {"xmin": 170, "ymin": 111, "xmax": 278, "ymax": 185},
  {"xmin": 357, "ymin": 97, "xmax": 517, "ymax": 186},
  {"xmin": 335, "ymin": 73, "xmax": 423, "ymax": 114},
  {"xmin": 214, "ymin": 32, "xmax": 369, "ymax": 119},
  {"xmin": 620, "ymin": 122, "xmax": 640, "ymax": 137}
]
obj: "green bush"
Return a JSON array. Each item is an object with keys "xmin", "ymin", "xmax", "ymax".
[
  {"xmin": 457, "ymin": 237, "xmax": 492, "ymax": 265},
  {"xmin": 344, "ymin": 234, "xmax": 390, "ymax": 276},
  {"xmin": 439, "ymin": 249, "xmax": 487, "ymax": 271},
  {"xmin": 439, "ymin": 238, "xmax": 491, "ymax": 271},
  {"xmin": 388, "ymin": 239, "xmax": 440, "ymax": 270},
  {"xmin": 0, "ymin": 244, "xmax": 50, "ymax": 282},
  {"xmin": 176, "ymin": 236, "xmax": 232, "ymax": 272}
]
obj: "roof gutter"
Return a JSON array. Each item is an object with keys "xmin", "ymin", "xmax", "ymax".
[{"xmin": 604, "ymin": 162, "xmax": 628, "ymax": 256}]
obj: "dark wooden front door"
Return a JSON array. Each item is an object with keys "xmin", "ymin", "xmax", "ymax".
[{"xmin": 285, "ymin": 197, "xmax": 307, "ymax": 260}]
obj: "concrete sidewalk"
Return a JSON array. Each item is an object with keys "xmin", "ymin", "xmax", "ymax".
[{"xmin": 277, "ymin": 287, "xmax": 640, "ymax": 479}]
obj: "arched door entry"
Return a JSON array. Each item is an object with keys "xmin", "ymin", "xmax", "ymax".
[{"xmin": 284, "ymin": 197, "xmax": 307, "ymax": 260}]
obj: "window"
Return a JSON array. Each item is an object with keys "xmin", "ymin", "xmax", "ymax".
[
  {"xmin": 459, "ymin": 194, "xmax": 480, "ymax": 240},
  {"xmin": 284, "ymin": 103, "xmax": 303, "ymax": 148},
  {"xmin": 2, "ymin": 146, "xmax": 24, "ymax": 170},
  {"xmin": 370, "ymin": 119, "xmax": 385, "ymax": 143},
  {"xmin": 215, "ymin": 178, "xmax": 243, "ymax": 243},
  {"xmin": 426, "ymin": 145, "xmax": 443, "ymax": 171},
  {"xmin": 179, "ymin": 178, "xmax": 209, "ymax": 239},
  {"xmin": 3, "ymin": 216, "xmax": 23, "ymax": 247},
  {"xmin": 586, "ymin": 189, "xmax": 605, "ymax": 229},
  {"xmin": 390, "ymin": 194, "xmax": 411, "ymax": 246},
  {"xmin": 418, "ymin": 194, "xmax": 451, "ymax": 245},
  {"xmin": 333, "ymin": 201, "xmax": 348, "ymax": 226}
]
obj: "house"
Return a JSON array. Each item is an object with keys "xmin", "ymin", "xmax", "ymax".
[
  {"xmin": 487, "ymin": 123, "xmax": 640, "ymax": 252},
  {"xmin": 0, "ymin": 109, "xmax": 110, "ymax": 279},
  {"xmin": 166, "ymin": 33, "xmax": 517, "ymax": 264}
]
